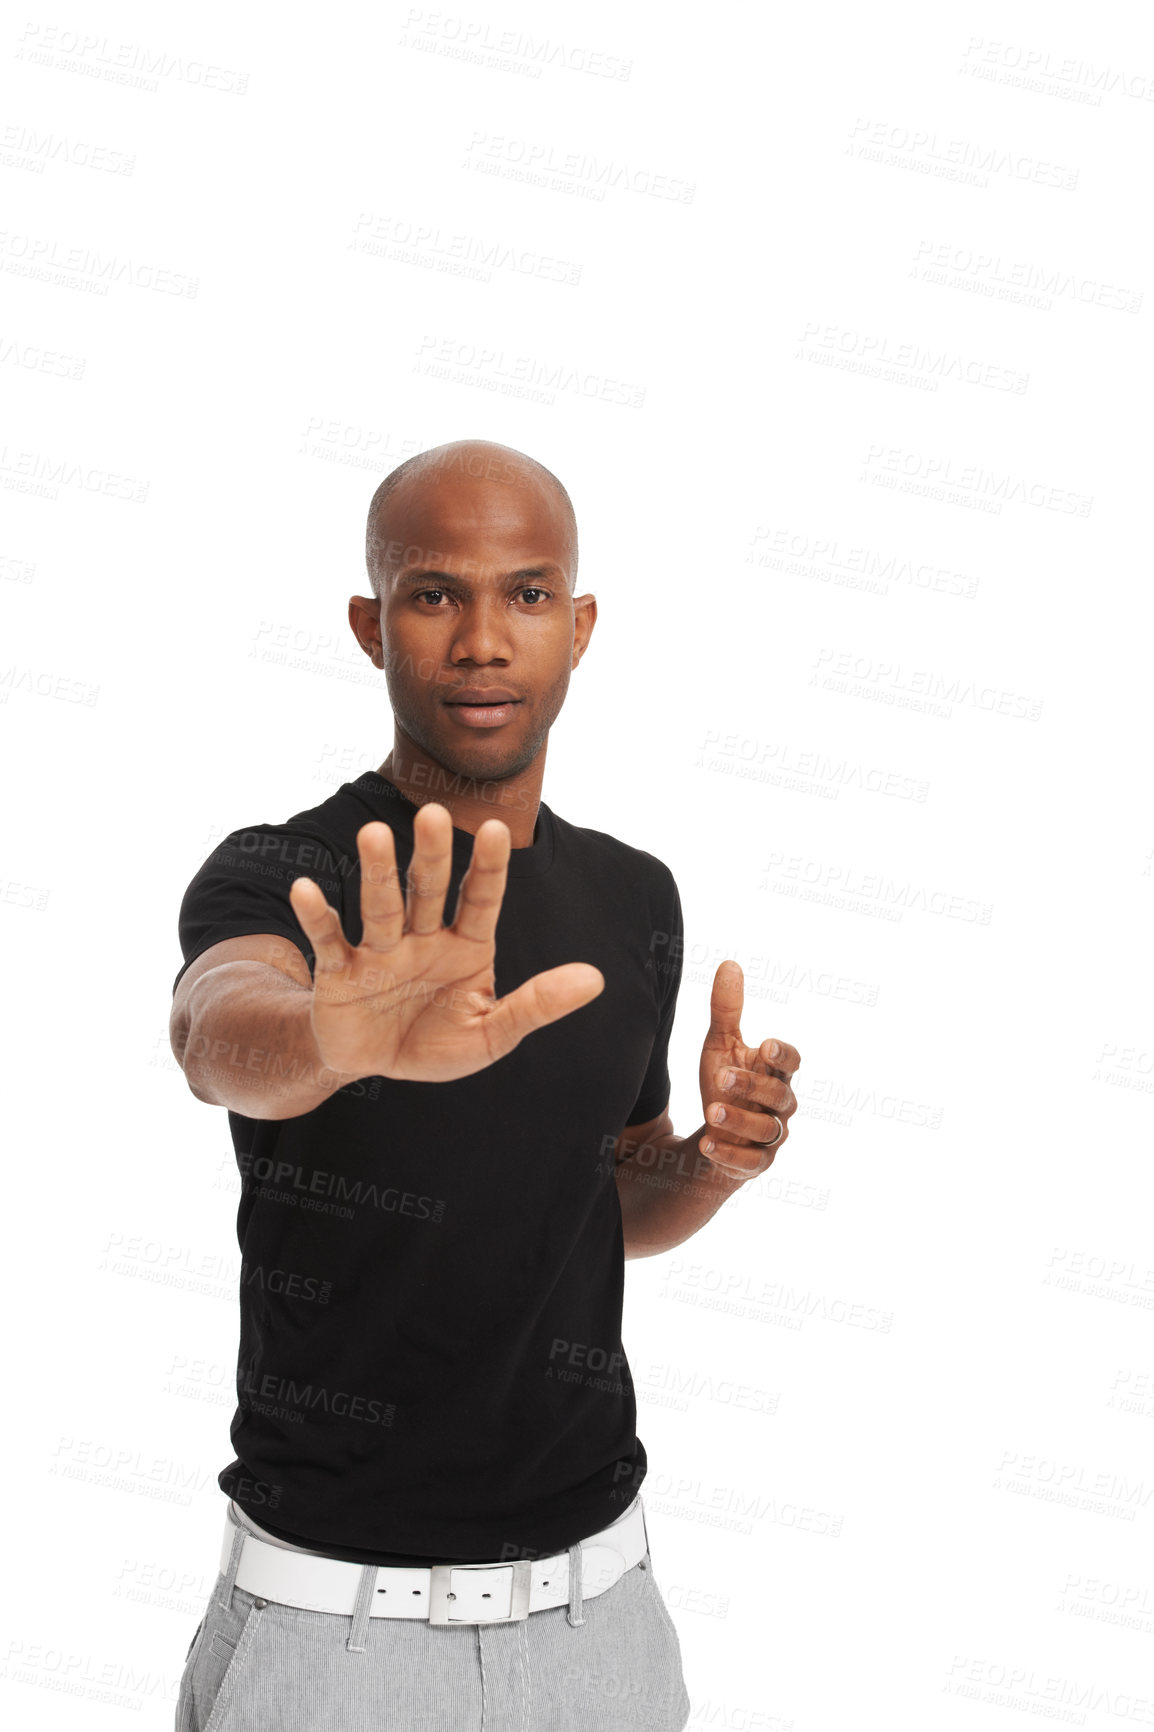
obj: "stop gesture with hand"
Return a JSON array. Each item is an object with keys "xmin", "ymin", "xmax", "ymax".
[{"xmin": 287, "ymin": 803, "xmax": 605, "ymax": 1085}]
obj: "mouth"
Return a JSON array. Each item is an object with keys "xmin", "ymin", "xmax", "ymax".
[{"xmin": 443, "ymin": 694, "xmax": 524, "ymax": 730}]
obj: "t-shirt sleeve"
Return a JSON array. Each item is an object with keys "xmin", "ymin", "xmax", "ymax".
[
  {"xmin": 624, "ymin": 868, "xmax": 684, "ymax": 1127},
  {"xmin": 172, "ymin": 822, "xmax": 348, "ymax": 997}
]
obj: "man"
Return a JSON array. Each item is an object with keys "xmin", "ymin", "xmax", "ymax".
[{"xmin": 169, "ymin": 438, "xmax": 800, "ymax": 1731}]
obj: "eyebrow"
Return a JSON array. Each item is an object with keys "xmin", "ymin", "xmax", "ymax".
[{"xmin": 394, "ymin": 565, "xmax": 565, "ymax": 589}]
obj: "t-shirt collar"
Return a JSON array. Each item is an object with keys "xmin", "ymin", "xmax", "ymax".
[{"xmin": 351, "ymin": 772, "xmax": 555, "ymax": 878}]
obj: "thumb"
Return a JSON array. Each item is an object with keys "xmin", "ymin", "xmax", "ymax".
[
  {"xmin": 706, "ymin": 959, "xmax": 745, "ymax": 1048},
  {"xmin": 482, "ymin": 962, "xmax": 606, "ymax": 1059}
]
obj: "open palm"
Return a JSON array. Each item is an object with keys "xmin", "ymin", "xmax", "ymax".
[{"xmin": 288, "ymin": 803, "xmax": 604, "ymax": 1084}]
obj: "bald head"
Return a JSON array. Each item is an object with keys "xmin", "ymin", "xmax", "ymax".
[{"xmin": 365, "ymin": 439, "xmax": 578, "ymax": 599}]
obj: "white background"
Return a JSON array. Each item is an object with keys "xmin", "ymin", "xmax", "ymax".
[{"xmin": 3, "ymin": 2, "xmax": 1152, "ymax": 1727}]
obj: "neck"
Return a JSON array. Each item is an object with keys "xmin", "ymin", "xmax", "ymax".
[{"xmin": 377, "ymin": 734, "xmax": 546, "ymax": 848}]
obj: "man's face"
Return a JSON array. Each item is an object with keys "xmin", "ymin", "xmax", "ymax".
[{"xmin": 369, "ymin": 466, "xmax": 591, "ymax": 782}]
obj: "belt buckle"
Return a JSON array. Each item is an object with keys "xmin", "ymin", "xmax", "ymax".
[{"xmin": 428, "ymin": 1557, "xmax": 533, "ymax": 1624}]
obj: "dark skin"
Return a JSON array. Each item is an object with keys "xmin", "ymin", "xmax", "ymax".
[
  {"xmin": 326, "ymin": 438, "xmax": 800, "ymax": 1253},
  {"xmin": 348, "ymin": 450, "xmax": 590, "ymax": 846}
]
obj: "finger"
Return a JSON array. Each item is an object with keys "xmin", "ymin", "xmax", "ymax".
[
  {"xmin": 450, "ymin": 817, "xmax": 512, "ymax": 948},
  {"xmin": 479, "ymin": 962, "xmax": 605, "ymax": 1060},
  {"xmin": 704, "ymin": 959, "xmax": 745, "ymax": 1049},
  {"xmin": 288, "ymin": 877, "xmax": 354, "ymax": 978},
  {"xmin": 405, "ymin": 802, "xmax": 454, "ymax": 936},
  {"xmin": 699, "ymin": 1131, "xmax": 782, "ymax": 1178},
  {"xmin": 713, "ymin": 1065, "xmax": 795, "ymax": 1114},
  {"xmin": 705, "ymin": 1099, "xmax": 790, "ymax": 1144},
  {"xmin": 357, "ymin": 822, "xmax": 405, "ymax": 954},
  {"xmin": 758, "ymin": 1037, "xmax": 801, "ymax": 1077}
]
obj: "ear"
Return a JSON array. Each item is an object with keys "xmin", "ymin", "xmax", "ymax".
[
  {"xmin": 572, "ymin": 591, "xmax": 597, "ymax": 665},
  {"xmin": 348, "ymin": 595, "xmax": 382, "ymax": 665}
]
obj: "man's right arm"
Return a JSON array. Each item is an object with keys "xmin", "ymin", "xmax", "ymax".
[{"xmin": 170, "ymin": 934, "xmax": 360, "ymax": 1120}]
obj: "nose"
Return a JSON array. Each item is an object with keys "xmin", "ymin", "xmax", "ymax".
[{"xmin": 448, "ymin": 592, "xmax": 513, "ymax": 665}]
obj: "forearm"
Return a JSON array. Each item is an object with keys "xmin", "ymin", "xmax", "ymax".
[
  {"xmin": 615, "ymin": 1122, "xmax": 745, "ymax": 1259},
  {"xmin": 172, "ymin": 961, "xmax": 359, "ymax": 1119}
]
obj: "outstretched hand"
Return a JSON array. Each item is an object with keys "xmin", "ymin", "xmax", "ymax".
[
  {"xmin": 697, "ymin": 960, "xmax": 800, "ymax": 1181},
  {"xmin": 288, "ymin": 803, "xmax": 604, "ymax": 1084}
]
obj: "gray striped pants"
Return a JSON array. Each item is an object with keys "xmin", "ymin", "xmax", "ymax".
[{"xmin": 175, "ymin": 1502, "xmax": 691, "ymax": 1731}]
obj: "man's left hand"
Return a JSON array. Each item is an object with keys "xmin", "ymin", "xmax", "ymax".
[{"xmin": 697, "ymin": 960, "xmax": 800, "ymax": 1181}]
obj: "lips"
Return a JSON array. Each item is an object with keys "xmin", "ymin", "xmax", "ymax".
[
  {"xmin": 443, "ymin": 689, "xmax": 521, "ymax": 706},
  {"xmin": 442, "ymin": 689, "xmax": 523, "ymax": 729}
]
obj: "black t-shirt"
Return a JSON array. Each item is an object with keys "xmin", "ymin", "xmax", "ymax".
[{"xmin": 173, "ymin": 771, "xmax": 683, "ymax": 1566}]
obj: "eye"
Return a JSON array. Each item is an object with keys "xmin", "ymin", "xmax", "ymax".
[{"xmin": 412, "ymin": 586, "xmax": 551, "ymax": 608}]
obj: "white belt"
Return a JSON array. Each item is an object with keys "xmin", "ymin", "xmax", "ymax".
[{"xmin": 220, "ymin": 1496, "xmax": 649, "ymax": 1625}]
